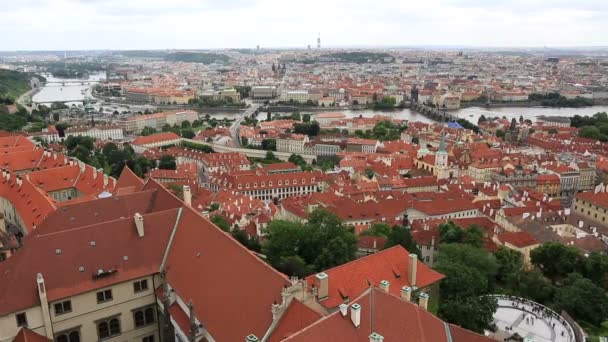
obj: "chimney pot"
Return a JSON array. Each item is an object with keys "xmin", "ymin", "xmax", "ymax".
[
  {"xmin": 401, "ymin": 286, "xmax": 412, "ymax": 301},
  {"xmin": 315, "ymin": 272, "xmax": 329, "ymax": 300},
  {"xmin": 369, "ymin": 332, "xmax": 384, "ymax": 342},
  {"xmin": 134, "ymin": 213, "xmax": 144, "ymax": 237},
  {"xmin": 245, "ymin": 335, "xmax": 260, "ymax": 342},
  {"xmin": 408, "ymin": 253, "xmax": 418, "ymax": 287},
  {"xmin": 350, "ymin": 303, "xmax": 361, "ymax": 327},
  {"xmin": 418, "ymin": 292, "xmax": 429, "ymax": 310},
  {"xmin": 183, "ymin": 185, "xmax": 192, "ymax": 206},
  {"xmin": 379, "ymin": 280, "xmax": 390, "ymax": 293},
  {"xmin": 339, "ymin": 303, "xmax": 348, "ymax": 317}
]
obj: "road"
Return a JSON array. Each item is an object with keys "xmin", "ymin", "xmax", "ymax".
[
  {"xmin": 16, "ymin": 88, "xmax": 36, "ymax": 113},
  {"xmin": 230, "ymin": 103, "xmax": 260, "ymax": 147}
]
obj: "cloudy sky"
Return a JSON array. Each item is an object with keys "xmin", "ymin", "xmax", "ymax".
[{"xmin": 2, "ymin": 0, "xmax": 607, "ymax": 50}]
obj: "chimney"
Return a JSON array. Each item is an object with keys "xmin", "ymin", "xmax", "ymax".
[
  {"xmin": 408, "ymin": 253, "xmax": 418, "ymax": 287},
  {"xmin": 245, "ymin": 335, "xmax": 260, "ymax": 342},
  {"xmin": 418, "ymin": 292, "xmax": 429, "ymax": 310},
  {"xmin": 103, "ymin": 174, "xmax": 109, "ymax": 187},
  {"xmin": 369, "ymin": 332, "xmax": 384, "ymax": 342},
  {"xmin": 401, "ymin": 286, "xmax": 412, "ymax": 301},
  {"xmin": 134, "ymin": 213, "xmax": 144, "ymax": 237},
  {"xmin": 16, "ymin": 176, "xmax": 22, "ymax": 187},
  {"xmin": 339, "ymin": 303, "xmax": 348, "ymax": 317},
  {"xmin": 36, "ymin": 273, "xmax": 53, "ymax": 338},
  {"xmin": 379, "ymin": 280, "xmax": 390, "ymax": 293},
  {"xmin": 93, "ymin": 168, "xmax": 98, "ymax": 180},
  {"xmin": 350, "ymin": 303, "xmax": 361, "ymax": 327},
  {"xmin": 315, "ymin": 272, "xmax": 329, "ymax": 300},
  {"xmin": 183, "ymin": 185, "xmax": 192, "ymax": 206}
]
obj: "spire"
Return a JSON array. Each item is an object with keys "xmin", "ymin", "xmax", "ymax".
[{"xmin": 439, "ymin": 131, "xmax": 447, "ymax": 153}]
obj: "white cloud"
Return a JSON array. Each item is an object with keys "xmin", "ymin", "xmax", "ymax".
[{"xmin": 1, "ymin": 0, "xmax": 606, "ymax": 50}]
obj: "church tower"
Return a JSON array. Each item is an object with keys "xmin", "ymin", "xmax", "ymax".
[{"xmin": 435, "ymin": 131, "xmax": 449, "ymax": 179}]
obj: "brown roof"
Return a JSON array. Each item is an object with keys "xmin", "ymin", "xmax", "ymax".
[
  {"xmin": 114, "ymin": 166, "xmax": 144, "ymax": 192},
  {"xmin": 11, "ymin": 328, "xmax": 51, "ymax": 342},
  {"xmin": 269, "ymin": 300, "xmax": 323, "ymax": 342}
]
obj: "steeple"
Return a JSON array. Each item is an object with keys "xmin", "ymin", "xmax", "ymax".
[{"xmin": 438, "ymin": 131, "xmax": 447, "ymax": 153}]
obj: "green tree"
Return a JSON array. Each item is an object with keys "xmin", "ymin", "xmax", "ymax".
[
  {"xmin": 261, "ymin": 139, "xmax": 277, "ymax": 151},
  {"xmin": 515, "ymin": 270, "xmax": 555, "ymax": 304},
  {"xmin": 158, "ymin": 155, "xmax": 177, "ymax": 170},
  {"xmin": 211, "ymin": 215, "xmax": 230, "ymax": 232},
  {"xmin": 435, "ymin": 243, "xmax": 498, "ymax": 290},
  {"xmin": 554, "ymin": 273, "xmax": 608, "ymax": 326},
  {"xmin": 439, "ymin": 296, "xmax": 498, "ymax": 334},
  {"xmin": 580, "ymin": 252, "xmax": 608, "ymax": 290},
  {"xmin": 496, "ymin": 129, "xmax": 505, "ymax": 138},
  {"xmin": 288, "ymin": 154, "xmax": 307, "ymax": 169},
  {"xmin": 494, "ymin": 246, "xmax": 524, "ymax": 284},
  {"xmin": 531, "ymin": 242, "xmax": 581, "ymax": 281},
  {"xmin": 181, "ymin": 129, "xmax": 195, "ymax": 139},
  {"xmin": 384, "ymin": 226, "xmax": 421, "ymax": 258},
  {"xmin": 438, "ymin": 221, "xmax": 484, "ymax": 248},
  {"xmin": 548, "ymin": 128, "xmax": 558, "ymax": 135},
  {"xmin": 181, "ymin": 121, "xmax": 191, "ymax": 129},
  {"xmin": 302, "ymin": 113, "xmax": 311, "ymax": 122},
  {"xmin": 141, "ymin": 126, "xmax": 157, "ymax": 136},
  {"xmin": 360, "ymin": 223, "xmax": 392, "ymax": 237}
]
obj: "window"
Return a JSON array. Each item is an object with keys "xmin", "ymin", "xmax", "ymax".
[
  {"xmin": 96, "ymin": 289, "xmax": 113, "ymax": 303},
  {"xmin": 54, "ymin": 300, "xmax": 72, "ymax": 315},
  {"xmin": 97, "ymin": 317, "xmax": 121, "ymax": 339},
  {"xmin": 133, "ymin": 307, "xmax": 156, "ymax": 328},
  {"xmin": 16, "ymin": 312, "xmax": 27, "ymax": 327},
  {"xmin": 55, "ymin": 329, "xmax": 80, "ymax": 342},
  {"xmin": 133, "ymin": 279, "xmax": 148, "ymax": 293},
  {"xmin": 142, "ymin": 336, "xmax": 155, "ymax": 342}
]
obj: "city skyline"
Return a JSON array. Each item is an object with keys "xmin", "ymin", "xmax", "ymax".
[{"xmin": 2, "ymin": 0, "xmax": 608, "ymax": 51}]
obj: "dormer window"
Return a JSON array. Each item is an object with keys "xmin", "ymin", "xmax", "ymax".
[
  {"xmin": 261, "ymin": 182, "xmax": 265, "ymax": 187},
  {"xmin": 269, "ymin": 181, "xmax": 273, "ymax": 186},
  {"xmin": 254, "ymin": 183, "xmax": 258, "ymax": 188},
  {"xmin": 246, "ymin": 183, "xmax": 250, "ymax": 189},
  {"xmin": 285, "ymin": 180, "xmax": 290, "ymax": 185}
]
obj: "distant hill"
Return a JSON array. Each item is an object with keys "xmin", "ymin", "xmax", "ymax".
[
  {"xmin": 320, "ymin": 51, "xmax": 395, "ymax": 63},
  {"xmin": 0, "ymin": 69, "xmax": 32, "ymax": 101},
  {"xmin": 164, "ymin": 52, "xmax": 230, "ymax": 64}
]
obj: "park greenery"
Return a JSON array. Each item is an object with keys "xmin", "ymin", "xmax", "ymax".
[
  {"xmin": 571, "ymin": 112, "xmax": 608, "ymax": 141},
  {"xmin": 188, "ymin": 96, "xmax": 246, "ymax": 107},
  {"xmin": 293, "ymin": 121, "xmax": 321, "ymax": 136},
  {"xmin": 320, "ymin": 51, "xmax": 395, "ymax": 63},
  {"xmin": 528, "ymin": 92, "xmax": 593, "ymax": 107},
  {"xmin": 0, "ymin": 69, "xmax": 32, "ymax": 101},
  {"xmin": 352, "ymin": 120, "xmax": 406, "ymax": 141},
  {"xmin": 371, "ymin": 96, "xmax": 397, "ymax": 110},
  {"xmin": 288, "ymin": 154, "xmax": 312, "ymax": 171},
  {"xmin": 182, "ymin": 140, "xmax": 215, "ymax": 153}
]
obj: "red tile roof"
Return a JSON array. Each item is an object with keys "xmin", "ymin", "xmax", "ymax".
[
  {"xmin": 576, "ymin": 191, "xmax": 608, "ymax": 209},
  {"xmin": 132, "ymin": 132, "xmax": 181, "ymax": 146},
  {"xmin": 305, "ymin": 246, "xmax": 444, "ymax": 309},
  {"xmin": 269, "ymin": 300, "xmax": 323, "ymax": 342},
  {"xmin": 165, "ymin": 205, "xmax": 291, "ymax": 341},
  {"xmin": 0, "ymin": 208, "xmax": 179, "ymax": 315},
  {"xmin": 498, "ymin": 231, "xmax": 539, "ymax": 248},
  {"xmin": 114, "ymin": 166, "xmax": 145, "ymax": 192},
  {"xmin": 11, "ymin": 328, "xmax": 51, "ymax": 342}
]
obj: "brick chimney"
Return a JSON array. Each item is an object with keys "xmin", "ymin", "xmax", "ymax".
[
  {"xmin": 350, "ymin": 303, "xmax": 361, "ymax": 327},
  {"xmin": 183, "ymin": 185, "xmax": 192, "ymax": 206},
  {"xmin": 408, "ymin": 253, "xmax": 417, "ymax": 287},
  {"xmin": 379, "ymin": 280, "xmax": 390, "ymax": 293},
  {"xmin": 16, "ymin": 176, "xmax": 22, "ymax": 187},
  {"xmin": 418, "ymin": 292, "xmax": 429, "ymax": 310},
  {"xmin": 134, "ymin": 213, "xmax": 144, "ymax": 237},
  {"xmin": 315, "ymin": 272, "xmax": 329, "ymax": 300},
  {"xmin": 401, "ymin": 286, "xmax": 412, "ymax": 301},
  {"xmin": 369, "ymin": 332, "xmax": 384, "ymax": 342}
]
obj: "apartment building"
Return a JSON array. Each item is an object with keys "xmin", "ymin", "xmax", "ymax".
[
  {"xmin": 276, "ymin": 134, "xmax": 309, "ymax": 154},
  {"xmin": 207, "ymin": 169, "xmax": 323, "ymax": 201},
  {"xmin": 131, "ymin": 132, "xmax": 182, "ymax": 153},
  {"xmin": 280, "ymin": 90, "xmax": 310, "ymax": 103},
  {"xmin": 119, "ymin": 110, "xmax": 198, "ymax": 134},
  {"xmin": 250, "ymin": 86, "xmax": 277, "ymax": 99},
  {"xmin": 573, "ymin": 186, "xmax": 608, "ymax": 225},
  {"xmin": 64, "ymin": 125, "xmax": 124, "ymax": 141}
]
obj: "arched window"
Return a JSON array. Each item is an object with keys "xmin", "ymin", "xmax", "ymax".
[
  {"xmin": 97, "ymin": 322, "xmax": 109, "ymax": 339},
  {"xmin": 134, "ymin": 311, "xmax": 145, "ymax": 327},
  {"xmin": 109, "ymin": 318, "xmax": 120, "ymax": 335},
  {"xmin": 144, "ymin": 308, "xmax": 155, "ymax": 324}
]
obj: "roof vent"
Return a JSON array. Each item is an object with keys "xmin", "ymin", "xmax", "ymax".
[
  {"xmin": 78, "ymin": 266, "xmax": 85, "ymax": 272},
  {"xmin": 90, "ymin": 240, "xmax": 96, "ymax": 246},
  {"xmin": 123, "ymin": 255, "xmax": 129, "ymax": 261},
  {"xmin": 55, "ymin": 249, "xmax": 62, "ymax": 254}
]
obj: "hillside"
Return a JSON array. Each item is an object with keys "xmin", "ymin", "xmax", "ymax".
[
  {"xmin": 0, "ymin": 69, "xmax": 31, "ymax": 101},
  {"xmin": 164, "ymin": 52, "xmax": 230, "ymax": 64}
]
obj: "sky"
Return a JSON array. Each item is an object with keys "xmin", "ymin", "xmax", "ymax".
[{"xmin": 1, "ymin": 0, "xmax": 607, "ymax": 50}]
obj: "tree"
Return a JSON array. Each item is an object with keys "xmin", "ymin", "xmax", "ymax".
[
  {"xmin": 385, "ymin": 226, "xmax": 421, "ymax": 258},
  {"xmin": 554, "ymin": 273, "xmax": 608, "ymax": 326},
  {"xmin": 302, "ymin": 113, "xmax": 311, "ymax": 122},
  {"xmin": 181, "ymin": 121, "xmax": 191, "ymax": 129},
  {"xmin": 495, "ymin": 129, "xmax": 505, "ymax": 138},
  {"xmin": 180, "ymin": 129, "xmax": 195, "ymax": 139},
  {"xmin": 412, "ymin": 136, "xmax": 420, "ymax": 144},
  {"xmin": 360, "ymin": 223, "xmax": 392, "ymax": 237},
  {"xmin": 231, "ymin": 228, "xmax": 261, "ymax": 253},
  {"xmin": 439, "ymin": 296, "xmax": 497, "ymax": 334},
  {"xmin": 288, "ymin": 154, "xmax": 307, "ymax": 169},
  {"xmin": 438, "ymin": 221, "xmax": 484, "ymax": 248},
  {"xmin": 52, "ymin": 112, "xmax": 60, "ymax": 122},
  {"xmin": 477, "ymin": 115, "xmax": 487, "ymax": 125},
  {"xmin": 240, "ymin": 136, "xmax": 248, "ymax": 146},
  {"xmin": 141, "ymin": 126, "xmax": 157, "ymax": 136},
  {"xmin": 515, "ymin": 270, "xmax": 555, "ymax": 304},
  {"xmin": 158, "ymin": 155, "xmax": 177, "ymax": 170},
  {"xmin": 531, "ymin": 242, "xmax": 581, "ymax": 281},
  {"xmin": 266, "ymin": 111, "xmax": 272, "ymax": 121},
  {"xmin": 494, "ymin": 246, "xmax": 524, "ymax": 284},
  {"xmin": 211, "ymin": 215, "xmax": 230, "ymax": 232},
  {"xmin": 580, "ymin": 252, "xmax": 608, "ymax": 290},
  {"xmin": 265, "ymin": 151, "xmax": 278, "ymax": 161},
  {"xmin": 435, "ymin": 243, "xmax": 498, "ymax": 290},
  {"xmin": 548, "ymin": 128, "xmax": 558, "ymax": 135},
  {"xmin": 261, "ymin": 139, "xmax": 277, "ymax": 151}
]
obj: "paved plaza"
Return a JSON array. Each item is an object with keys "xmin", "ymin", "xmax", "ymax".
[{"xmin": 489, "ymin": 296, "xmax": 575, "ymax": 342}]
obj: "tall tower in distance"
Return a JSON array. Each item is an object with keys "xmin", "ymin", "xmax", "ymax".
[{"xmin": 317, "ymin": 33, "xmax": 321, "ymax": 49}]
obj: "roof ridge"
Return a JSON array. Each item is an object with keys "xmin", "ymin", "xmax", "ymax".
[
  {"xmin": 308, "ymin": 245, "xmax": 403, "ymax": 276},
  {"xmin": 35, "ymin": 207, "xmax": 181, "ymax": 238}
]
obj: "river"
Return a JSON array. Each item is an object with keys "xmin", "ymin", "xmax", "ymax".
[
  {"xmin": 32, "ymin": 72, "xmax": 106, "ymax": 106},
  {"xmin": 255, "ymin": 106, "xmax": 608, "ymax": 124}
]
